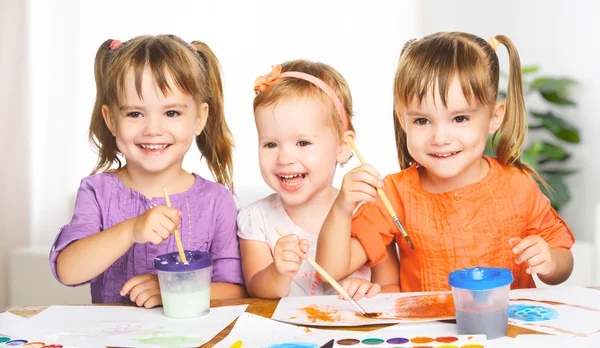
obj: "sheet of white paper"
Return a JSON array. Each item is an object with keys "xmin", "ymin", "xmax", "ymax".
[
  {"xmin": 0, "ymin": 311, "xmax": 28, "ymax": 337},
  {"xmin": 216, "ymin": 312, "xmax": 493, "ymax": 348},
  {"xmin": 508, "ymin": 286, "xmax": 600, "ymax": 337},
  {"xmin": 272, "ymin": 291, "xmax": 455, "ymax": 327},
  {"xmin": 17, "ymin": 304, "xmax": 247, "ymax": 347}
]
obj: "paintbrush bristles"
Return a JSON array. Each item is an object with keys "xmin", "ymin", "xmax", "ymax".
[
  {"xmin": 162, "ymin": 187, "xmax": 188, "ymax": 263},
  {"xmin": 346, "ymin": 138, "xmax": 415, "ymax": 250}
]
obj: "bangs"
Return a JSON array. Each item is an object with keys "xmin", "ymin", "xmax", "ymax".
[
  {"xmin": 395, "ymin": 36, "xmax": 497, "ymax": 109},
  {"xmin": 105, "ymin": 36, "xmax": 203, "ymax": 107},
  {"xmin": 254, "ymin": 78, "xmax": 345, "ymax": 136}
]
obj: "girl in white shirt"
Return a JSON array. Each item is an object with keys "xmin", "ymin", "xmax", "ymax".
[{"xmin": 237, "ymin": 61, "xmax": 399, "ymax": 298}]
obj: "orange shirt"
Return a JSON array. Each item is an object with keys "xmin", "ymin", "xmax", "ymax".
[{"xmin": 351, "ymin": 156, "xmax": 574, "ymax": 292}]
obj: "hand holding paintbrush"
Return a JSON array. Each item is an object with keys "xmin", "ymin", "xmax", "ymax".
[
  {"xmin": 275, "ymin": 227, "xmax": 377, "ymax": 317},
  {"xmin": 346, "ymin": 138, "xmax": 414, "ymax": 249}
]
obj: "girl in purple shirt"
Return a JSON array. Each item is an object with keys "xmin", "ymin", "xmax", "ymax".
[{"xmin": 49, "ymin": 35, "xmax": 245, "ymax": 307}]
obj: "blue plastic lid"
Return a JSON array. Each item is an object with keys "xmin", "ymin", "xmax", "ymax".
[
  {"xmin": 153, "ymin": 250, "xmax": 212, "ymax": 272},
  {"xmin": 448, "ymin": 267, "xmax": 514, "ymax": 290}
]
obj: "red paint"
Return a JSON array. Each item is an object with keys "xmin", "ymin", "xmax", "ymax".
[{"xmin": 435, "ymin": 336, "xmax": 459, "ymax": 343}]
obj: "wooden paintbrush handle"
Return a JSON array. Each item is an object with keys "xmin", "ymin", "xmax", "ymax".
[
  {"xmin": 163, "ymin": 187, "xmax": 188, "ymax": 263},
  {"xmin": 305, "ymin": 256, "xmax": 351, "ymax": 299}
]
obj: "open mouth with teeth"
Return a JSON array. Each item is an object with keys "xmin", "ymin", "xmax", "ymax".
[
  {"xmin": 277, "ymin": 173, "xmax": 307, "ymax": 192},
  {"xmin": 430, "ymin": 151, "xmax": 461, "ymax": 158},
  {"xmin": 137, "ymin": 144, "xmax": 171, "ymax": 152}
]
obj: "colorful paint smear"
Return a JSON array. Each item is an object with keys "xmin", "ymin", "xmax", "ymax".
[
  {"xmin": 411, "ymin": 337, "xmax": 435, "ymax": 343},
  {"xmin": 298, "ymin": 305, "xmax": 340, "ymax": 323},
  {"xmin": 508, "ymin": 305, "xmax": 559, "ymax": 322},
  {"xmin": 437, "ymin": 346, "xmax": 458, "ymax": 348},
  {"xmin": 435, "ymin": 336, "xmax": 459, "ymax": 343},
  {"xmin": 135, "ymin": 333, "xmax": 206, "ymax": 346},
  {"xmin": 0, "ymin": 337, "xmax": 11, "ymax": 343},
  {"xmin": 386, "ymin": 337, "xmax": 409, "ymax": 344},
  {"xmin": 395, "ymin": 293, "xmax": 455, "ymax": 319},
  {"xmin": 23, "ymin": 343, "xmax": 46, "ymax": 348},
  {"xmin": 336, "ymin": 338, "xmax": 360, "ymax": 345},
  {"xmin": 461, "ymin": 345, "xmax": 484, "ymax": 348},
  {"xmin": 267, "ymin": 343, "xmax": 318, "ymax": 348},
  {"xmin": 6, "ymin": 340, "xmax": 28, "ymax": 346},
  {"xmin": 229, "ymin": 340, "xmax": 243, "ymax": 348},
  {"xmin": 512, "ymin": 298, "xmax": 600, "ymax": 313},
  {"xmin": 354, "ymin": 312, "xmax": 383, "ymax": 319},
  {"xmin": 361, "ymin": 338, "xmax": 384, "ymax": 345}
]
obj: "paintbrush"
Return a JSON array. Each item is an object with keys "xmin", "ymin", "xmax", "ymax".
[
  {"xmin": 347, "ymin": 138, "xmax": 415, "ymax": 250},
  {"xmin": 162, "ymin": 187, "xmax": 188, "ymax": 263},
  {"xmin": 274, "ymin": 227, "xmax": 377, "ymax": 317}
]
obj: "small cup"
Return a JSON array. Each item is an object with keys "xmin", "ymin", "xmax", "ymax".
[
  {"xmin": 154, "ymin": 250, "xmax": 212, "ymax": 318},
  {"xmin": 448, "ymin": 267, "xmax": 514, "ymax": 339}
]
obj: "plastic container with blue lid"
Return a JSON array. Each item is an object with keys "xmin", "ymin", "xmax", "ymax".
[
  {"xmin": 448, "ymin": 267, "xmax": 514, "ymax": 339},
  {"xmin": 154, "ymin": 250, "xmax": 213, "ymax": 318}
]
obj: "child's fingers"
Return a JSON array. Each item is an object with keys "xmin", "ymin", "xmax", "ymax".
[
  {"xmin": 120, "ymin": 274, "xmax": 150, "ymax": 296},
  {"xmin": 134, "ymin": 287, "xmax": 162, "ymax": 307},
  {"xmin": 345, "ymin": 281, "xmax": 361, "ymax": 299},
  {"xmin": 525, "ymin": 253, "xmax": 548, "ymax": 268},
  {"xmin": 353, "ymin": 281, "xmax": 373, "ymax": 300},
  {"xmin": 348, "ymin": 182, "xmax": 378, "ymax": 200},
  {"xmin": 354, "ymin": 164, "xmax": 382, "ymax": 181},
  {"xmin": 143, "ymin": 294, "xmax": 163, "ymax": 309},
  {"xmin": 515, "ymin": 244, "xmax": 540, "ymax": 265},
  {"xmin": 528, "ymin": 261, "xmax": 553, "ymax": 275},
  {"xmin": 348, "ymin": 169, "xmax": 381, "ymax": 189},
  {"xmin": 508, "ymin": 238, "xmax": 522, "ymax": 247},
  {"xmin": 365, "ymin": 283, "xmax": 381, "ymax": 298},
  {"xmin": 128, "ymin": 276, "xmax": 159, "ymax": 303},
  {"xmin": 512, "ymin": 236, "xmax": 540, "ymax": 255},
  {"xmin": 299, "ymin": 239, "xmax": 310, "ymax": 254},
  {"xmin": 161, "ymin": 207, "xmax": 182, "ymax": 224},
  {"xmin": 278, "ymin": 250, "xmax": 303, "ymax": 264}
]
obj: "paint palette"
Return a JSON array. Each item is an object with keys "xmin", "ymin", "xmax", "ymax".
[
  {"xmin": 214, "ymin": 313, "xmax": 492, "ymax": 348},
  {"xmin": 272, "ymin": 291, "xmax": 456, "ymax": 327}
]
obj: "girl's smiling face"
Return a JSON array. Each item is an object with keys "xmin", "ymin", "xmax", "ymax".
[
  {"xmin": 254, "ymin": 95, "xmax": 348, "ymax": 208},
  {"xmin": 398, "ymin": 75, "xmax": 505, "ymax": 192},
  {"xmin": 103, "ymin": 67, "xmax": 207, "ymax": 176}
]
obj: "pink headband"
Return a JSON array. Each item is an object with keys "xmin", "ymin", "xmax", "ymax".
[{"xmin": 254, "ymin": 65, "xmax": 349, "ymax": 132}]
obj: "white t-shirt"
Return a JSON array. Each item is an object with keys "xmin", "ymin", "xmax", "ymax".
[{"xmin": 237, "ymin": 194, "xmax": 371, "ymax": 296}]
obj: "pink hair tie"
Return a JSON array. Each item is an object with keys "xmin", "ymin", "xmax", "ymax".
[
  {"xmin": 253, "ymin": 64, "xmax": 349, "ymax": 132},
  {"xmin": 109, "ymin": 40, "xmax": 122, "ymax": 50}
]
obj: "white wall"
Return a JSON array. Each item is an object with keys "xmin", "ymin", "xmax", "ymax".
[
  {"xmin": 418, "ymin": 0, "xmax": 600, "ymax": 242},
  {"xmin": 0, "ymin": 0, "xmax": 30, "ymax": 312}
]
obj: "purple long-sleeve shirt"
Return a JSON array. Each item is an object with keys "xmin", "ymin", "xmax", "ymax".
[{"xmin": 49, "ymin": 172, "xmax": 243, "ymax": 304}]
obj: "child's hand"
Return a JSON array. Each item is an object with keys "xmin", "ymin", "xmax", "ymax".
[
  {"xmin": 273, "ymin": 234, "xmax": 309, "ymax": 278},
  {"xmin": 340, "ymin": 278, "xmax": 381, "ymax": 300},
  {"xmin": 120, "ymin": 274, "xmax": 162, "ymax": 308},
  {"xmin": 510, "ymin": 237, "xmax": 555, "ymax": 275},
  {"xmin": 131, "ymin": 206, "xmax": 182, "ymax": 245},
  {"xmin": 336, "ymin": 164, "xmax": 382, "ymax": 214}
]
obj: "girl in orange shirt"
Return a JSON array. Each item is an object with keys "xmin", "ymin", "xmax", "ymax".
[{"xmin": 316, "ymin": 32, "xmax": 575, "ymax": 292}]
